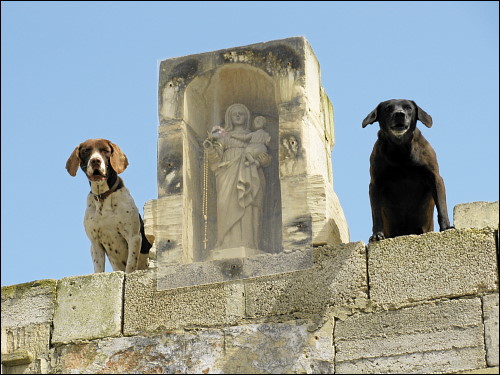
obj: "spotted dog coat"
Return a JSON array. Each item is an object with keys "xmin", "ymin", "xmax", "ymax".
[{"xmin": 66, "ymin": 138, "xmax": 151, "ymax": 273}]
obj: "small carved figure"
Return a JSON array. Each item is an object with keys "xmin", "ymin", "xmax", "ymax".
[
  {"xmin": 203, "ymin": 104, "xmax": 271, "ymax": 250},
  {"xmin": 230, "ymin": 115, "xmax": 271, "ymax": 167}
]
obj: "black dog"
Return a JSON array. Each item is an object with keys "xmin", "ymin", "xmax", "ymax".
[{"xmin": 362, "ymin": 99, "xmax": 453, "ymax": 242}]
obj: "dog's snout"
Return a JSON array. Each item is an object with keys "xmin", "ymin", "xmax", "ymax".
[
  {"xmin": 394, "ymin": 111, "xmax": 406, "ymax": 119},
  {"xmin": 90, "ymin": 158, "xmax": 101, "ymax": 167}
]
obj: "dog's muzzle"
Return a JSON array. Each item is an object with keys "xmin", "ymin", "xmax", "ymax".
[{"xmin": 87, "ymin": 157, "xmax": 106, "ymax": 181}]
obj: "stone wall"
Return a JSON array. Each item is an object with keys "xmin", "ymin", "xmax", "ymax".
[{"xmin": 1, "ymin": 201, "xmax": 498, "ymax": 374}]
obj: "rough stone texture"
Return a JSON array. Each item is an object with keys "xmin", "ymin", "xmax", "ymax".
[
  {"xmin": 335, "ymin": 298, "xmax": 487, "ymax": 374},
  {"xmin": 1, "ymin": 279, "xmax": 57, "ymax": 328},
  {"xmin": 123, "ymin": 268, "xmax": 245, "ymax": 334},
  {"xmin": 156, "ymin": 248, "xmax": 313, "ymax": 290},
  {"xmin": 50, "ymin": 319, "xmax": 335, "ymax": 374},
  {"xmin": 124, "ymin": 242, "xmax": 366, "ymax": 334},
  {"xmin": 244, "ymin": 242, "xmax": 368, "ymax": 318},
  {"xmin": 1, "ymin": 279, "xmax": 57, "ymax": 374},
  {"xmin": 50, "ymin": 331, "xmax": 225, "ymax": 374},
  {"xmin": 368, "ymin": 228, "xmax": 498, "ymax": 307},
  {"xmin": 483, "ymin": 293, "xmax": 499, "ymax": 366},
  {"xmin": 221, "ymin": 319, "xmax": 335, "ymax": 374},
  {"xmin": 454, "ymin": 201, "xmax": 499, "ymax": 229},
  {"xmin": 52, "ymin": 272, "xmax": 124, "ymax": 344}
]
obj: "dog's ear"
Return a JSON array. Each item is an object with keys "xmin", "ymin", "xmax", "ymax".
[
  {"xmin": 362, "ymin": 107, "xmax": 378, "ymax": 128},
  {"xmin": 412, "ymin": 101, "xmax": 433, "ymax": 128},
  {"xmin": 66, "ymin": 145, "xmax": 81, "ymax": 176},
  {"xmin": 109, "ymin": 141, "xmax": 129, "ymax": 174}
]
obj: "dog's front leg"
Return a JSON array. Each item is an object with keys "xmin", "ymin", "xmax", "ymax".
[
  {"xmin": 90, "ymin": 242, "xmax": 106, "ymax": 273},
  {"xmin": 125, "ymin": 235, "xmax": 141, "ymax": 273},
  {"xmin": 369, "ymin": 181, "xmax": 385, "ymax": 241},
  {"xmin": 432, "ymin": 173, "xmax": 454, "ymax": 231}
]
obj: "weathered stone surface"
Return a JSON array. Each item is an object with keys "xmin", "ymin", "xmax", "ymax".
[
  {"xmin": 483, "ymin": 293, "xmax": 499, "ymax": 366},
  {"xmin": 50, "ymin": 331, "xmax": 224, "ymax": 374},
  {"xmin": 123, "ymin": 268, "xmax": 245, "ymax": 334},
  {"xmin": 1, "ymin": 279, "xmax": 56, "ymax": 374},
  {"xmin": 368, "ymin": 228, "xmax": 498, "ymax": 307},
  {"xmin": 51, "ymin": 319, "xmax": 335, "ymax": 374},
  {"xmin": 335, "ymin": 298, "xmax": 487, "ymax": 374},
  {"xmin": 157, "ymin": 248, "xmax": 313, "ymax": 290},
  {"xmin": 244, "ymin": 242, "xmax": 368, "ymax": 318},
  {"xmin": 52, "ymin": 272, "xmax": 124, "ymax": 344},
  {"xmin": 124, "ymin": 242, "xmax": 366, "ymax": 334},
  {"xmin": 1, "ymin": 279, "xmax": 57, "ymax": 328},
  {"xmin": 454, "ymin": 201, "xmax": 499, "ymax": 229},
  {"xmin": 1, "ymin": 350, "xmax": 34, "ymax": 366},
  {"xmin": 151, "ymin": 36, "xmax": 349, "ymax": 284},
  {"xmin": 222, "ymin": 319, "xmax": 335, "ymax": 374}
]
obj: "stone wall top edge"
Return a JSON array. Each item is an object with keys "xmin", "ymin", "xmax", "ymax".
[
  {"xmin": 1, "ymin": 278, "xmax": 57, "ymax": 300},
  {"xmin": 1, "ymin": 228, "xmax": 495, "ymax": 291}
]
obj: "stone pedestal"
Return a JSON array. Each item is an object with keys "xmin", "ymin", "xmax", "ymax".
[{"xmin": 149, "ymin": 36, "xmax": 349, "ymax": 289}]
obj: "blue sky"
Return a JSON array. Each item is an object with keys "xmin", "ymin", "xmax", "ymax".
[{"xmin": 2, "ymin": 1, "xmax": 498, "ymax": 286}]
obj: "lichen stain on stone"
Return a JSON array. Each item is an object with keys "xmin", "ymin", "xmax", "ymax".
[{"xmin": 220, "ymin": 44, "xmax": 302, "ymax": 75}]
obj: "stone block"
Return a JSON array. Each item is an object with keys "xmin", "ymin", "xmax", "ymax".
[
  {"xmin": 52, "ymin": 272, "xmax": 124, "ymax": 344},
  {"xmin": 335, "ymin": 298, "xmax": 487, "ymax": 374},
  {"xmin": 454, "ymin": 201, "xmax": 499, "ymax": 229},
  {"xmin": 1, "ymin": 279, "xmax": 56, "ymax": 374},
  {"xmin": 483, "ymin": 293, "xmax": 499, "ymax": 366},
  {"xmin": 123, "ymin": 268, "xmax": 245, "ymax": 334},
  {"xmin": 368, "ymin": 228, "xmax": 498, "ymax": 307},
  {"xmin": 222, "ymin": 319, "xmax": 335, "ymax": 374},
  {"xmin": 244, "ymin": 242, "xmax": 368, "ymax": 318},
  {"xmin": 1, "ymin": 279, "xmax": 57, "ymax": 328}
]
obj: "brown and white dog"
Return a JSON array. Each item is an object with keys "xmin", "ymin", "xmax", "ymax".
[{"xmin": 66, "ymin": 138, "xmax": 151, "ymax": 273}]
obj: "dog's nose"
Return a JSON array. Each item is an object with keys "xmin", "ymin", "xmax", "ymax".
[
  {"xmin": 394, "ymin": 111, "xmax": 406, "ymax": 120},
  {"xmin": 90, "ymin": 158, "xmax": 101, "ymax": 167}
]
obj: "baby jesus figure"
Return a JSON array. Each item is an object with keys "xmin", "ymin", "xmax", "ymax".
[{"xmin": 230, "ymin": 116, "xmax": 271, "ymax": 167}]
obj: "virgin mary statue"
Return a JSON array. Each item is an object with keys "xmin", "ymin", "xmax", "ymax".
[{"xmin": 203, "ymin": 103, "xmax": 271, "ymax": 251}]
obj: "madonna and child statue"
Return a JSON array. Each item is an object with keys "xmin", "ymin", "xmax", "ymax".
[{"xmin": 202, "ymin": 103, "xmax": 271, "ymax": 259}]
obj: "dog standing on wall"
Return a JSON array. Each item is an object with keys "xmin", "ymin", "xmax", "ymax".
[
  {"xmin": 362, "ymin": 99, "xmax": 454, "ymax": 242},
  {"xmin": 66, "ymin": 138, "xmax": 151, "ymax": 272}
]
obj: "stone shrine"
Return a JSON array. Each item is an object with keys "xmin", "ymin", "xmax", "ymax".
[{"xmin": 145, "ymin": 36, "xmax": 349, "ymax": 290}]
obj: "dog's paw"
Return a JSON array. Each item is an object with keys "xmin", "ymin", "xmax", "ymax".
[
  {"xmin": 369, "ymin": 232, "xmax": 385, "ymax": 242},
  {"xmin": 440, "ymin": 225, "xmax": 455, "ymax": 232}
]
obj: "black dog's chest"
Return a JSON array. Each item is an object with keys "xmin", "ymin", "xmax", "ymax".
[{"xmin": 379, "ymin": 164, "xmax": 431, "ymax": 202}]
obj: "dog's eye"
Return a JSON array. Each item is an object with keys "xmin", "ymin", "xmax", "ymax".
[
  {"xmin": 403, "ymin": 105, "xmax": 411, "ymax": 111},
  {"xmin": 81, "ymin": 148, "xmax": 90, "ymax": 154}
]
